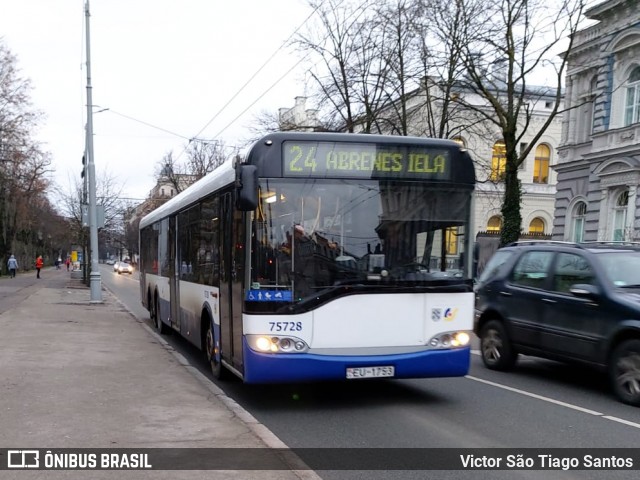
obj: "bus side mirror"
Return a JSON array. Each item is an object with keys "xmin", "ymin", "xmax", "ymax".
[{"xmin": 236, "ymin": 164, "xmax": 258, "ymax": 211}]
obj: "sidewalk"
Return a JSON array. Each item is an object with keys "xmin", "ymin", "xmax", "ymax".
[{"xmin": 0, "ymin": 270, "xmax": 318, "ymax": 479}]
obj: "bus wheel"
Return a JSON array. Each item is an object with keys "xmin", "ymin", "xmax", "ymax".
[
  {"xmin": 479, "ymin": 319, "xmax": 517, "ymax": 370},
  {"xmin": 610, "ymin": 340, "xmax": 640, "ymax": 406},
  {"xmin": 155, "ymin": 296, "xmax": 170, "ymax": 335},
  {"xmin": 148, "ymin": 291, "xmax": 155, "ymax": 322},
  {"xmin": 205, "ymin": 320, "xmax": 227, "ymax": 380}
]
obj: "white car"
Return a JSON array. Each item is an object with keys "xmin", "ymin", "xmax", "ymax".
[{"xmin": 116, "ymin": 261, "xmax": 134, "ymax": 274}]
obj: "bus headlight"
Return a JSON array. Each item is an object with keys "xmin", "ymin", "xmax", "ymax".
[
  {"xmin": 248, "ymin": 335, "xmax": 309, "ymax": 353},
  {"xmin": 255, "ymin": 337, "xmax": 271, "ymax": 351},
  {"xmin": 452, "ymin": 332, "xmax": 470, "ymax": 347},
  {"xmin": 427, "ymin": 331, "xmax": 471, "ymax": 349}
]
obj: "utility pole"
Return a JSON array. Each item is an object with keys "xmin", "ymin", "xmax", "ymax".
[{"xmin": 85, "ymin": 0, "xmax": 102, "ymax": 302}]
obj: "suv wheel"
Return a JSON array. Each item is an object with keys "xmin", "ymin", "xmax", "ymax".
[
  {"xmin": 610, "ymin": 339, "xmax": 640, "ymax": 406},
  {"xmin": 480, "ymin": 320, "xmax": 517, "ymax": 370}
]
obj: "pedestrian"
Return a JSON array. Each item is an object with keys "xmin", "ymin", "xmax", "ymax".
[
  {"xmin": 65, "ymin": 257, "xmax": 70, "ymax": 271},
  {"xmin": 35, "ymin": 255, "xmax": 44, "ymax": 279},
  {"xmin": 7, "ymin": 254, "xmax": 18, "ymax": 278}
]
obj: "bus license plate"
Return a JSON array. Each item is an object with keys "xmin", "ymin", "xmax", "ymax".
[{"xmin": 346, "ymin": 366, "xmax": 395, "ymax": 379}]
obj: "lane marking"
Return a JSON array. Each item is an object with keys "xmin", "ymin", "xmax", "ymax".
[
  {"xmin": 466, "ymin": 368, "xmax": 640, "ymax": 430},
  {"xmin": 603, "ymin": 416, "xmax": 640, "ymax": 429},
  {"xmin": 466, "ymin": 375, "xmax": 604, "ymax": 415},
  {"xmin": 470, "ymin": 349, "xmax": 640, "ymax": 428}
]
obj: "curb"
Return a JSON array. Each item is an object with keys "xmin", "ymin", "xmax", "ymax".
[{"xmin": 106, "ymin": 285, "xmax": 322, "ymax": 480}]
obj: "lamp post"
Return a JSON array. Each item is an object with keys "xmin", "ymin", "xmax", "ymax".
[{"xmin": 85, "ymin": 0, "xmax": 102, "ymax": 302}]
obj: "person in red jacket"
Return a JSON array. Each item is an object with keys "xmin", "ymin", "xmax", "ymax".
[{"xmin": 35, "ymin": 255, "xmax": 44, "ymax": 279}]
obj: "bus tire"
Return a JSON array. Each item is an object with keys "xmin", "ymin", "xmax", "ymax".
[
  {"xmin": 609, "ymin": 339, "xmax": 640, "ymax": 406},
  {"xmin": 155, "ymin": 295, "xmax": 170, "ymax": 335},
  {"xmin": 479, "ymin": 319, "xmax": 517, "ymax": 370},
  {"xmin": 204, "ymin": 318, "xmax": 227, "ymax": 380},
  {"xmin": 147, "ymin": 290, "xmax": 155, "ymax": 322}
]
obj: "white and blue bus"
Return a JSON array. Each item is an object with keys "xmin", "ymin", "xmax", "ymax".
[{"xmin": 139, "ymin": 132, "xmax": 476, "ymax": 383}]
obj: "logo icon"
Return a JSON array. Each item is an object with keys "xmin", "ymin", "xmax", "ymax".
[
  {"xmin": 444, "ymin": 307, "xmax": 458, "ymax": 321},
  {"xmin": 8, "ymin": 450, "xmax": 39, "ymax": 468}
]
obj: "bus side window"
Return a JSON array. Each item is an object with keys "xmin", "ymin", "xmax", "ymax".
[{"xmin": 201, "ymin": 195, "xmax": 220, "ymax": 287}]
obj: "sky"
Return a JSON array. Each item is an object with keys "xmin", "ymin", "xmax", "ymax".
[{"xmin": 0, "ymin": 0, "xmax": 313, "ymax": 204}]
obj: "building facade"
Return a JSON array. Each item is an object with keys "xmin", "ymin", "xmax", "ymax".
[
  {"xmin": 450, "ymin": 97, "xmax": 561, "ymax": 241},
  {"xmin": 383, "ymin": 84, "xmax": 562, "ymax": 242},
  {"xmin": 553, "ymin": 0, "xmax": 640, "ymax": 242},
  {"xmin": 278, "ymin": 96, "xmax": 321, "ymax": 131}
]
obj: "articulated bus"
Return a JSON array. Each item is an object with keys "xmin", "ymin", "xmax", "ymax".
[{"xmin": 139, "ymin": 132, "xmax": 476, "ymax": 383}]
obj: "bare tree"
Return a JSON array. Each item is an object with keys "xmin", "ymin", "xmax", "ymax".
[
  {"xmin": 456, "ymin": 0, "xmax": 587, "ymax": 245},
  {"xmin": 185, "ymin": 140, "xmax": 227, "ymax": 179},
  {"xmin": 55, "ymin": 169, "xmax": 127, "ymax": 265},
  {"xmin": 154, "ymin": 150, "xmax": 186, "ymax": 195},
  {"xmin": 0, "ymin": 39, "xmax": 55, "ymax": 268},
  {"xmin": 369, "ymin": 0, "xmax": 425, "ymax": 135},
  {"xmin": 248, "ymin": 110, "xmax": 284, "ymax": 139},
  {"xmin": 296, "ymin": 0, "xmax": 385, "ymax": 132},
  {"xmin": 249, "ymin": 107, "xmax": 330, "ymax": 141},
  {"xmin": 295, "ymin": 0, "xmax": 490, "ymax": 142},
  {"xmin": 150, "ymin": 138, "xmax": 232, "ymax": 204}
]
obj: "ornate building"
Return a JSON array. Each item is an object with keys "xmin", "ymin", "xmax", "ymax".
[{"xmin": 553, "ymin": 0, "xmax": 640, "ymax": 242}]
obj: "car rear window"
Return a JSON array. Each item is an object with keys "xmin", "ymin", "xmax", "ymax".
[
  {"xmin": 552, "ymin": 252, "xmax": 595, "ymax": 293},
  {"xmin": 511, "ymin": 251, "xmax": 554, "ymax": 289}
]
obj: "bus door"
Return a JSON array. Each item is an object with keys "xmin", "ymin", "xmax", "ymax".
[
  {"xmin": 219, "ymin": 192, "xmax": 245, "ymax": 372},
  {"xmin": 169, "ymin": 215, "xmax": 180, "ymax": 331},
  {"xmin": 219, "ymin": 193, "xmax": 234, "ymax": 369},
  {"xmin": 231, "ymin": 207, "xmax": 245, "ymax": 371}
]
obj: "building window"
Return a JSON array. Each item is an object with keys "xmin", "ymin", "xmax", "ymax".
[
  {"xmin": 571, "ymin": 201, "xmax": 587, "ymax": 243},
  {"xmin": 589, "ymin": 76, "xmax": 598, "ymax": 135},
  {"xmin": 528, "ymin": 217, "xmax": 545, "ymax": 234},
  {"xmin": 161, "ymin": 188, "xmax": 165, "ymax": 196},
  {"xmin": 445, "ymin": 227, "xmax": 458, "ymax": 255},
  {"xmin": 533, "ymin": 144, "xmax": 550, "ymax": 184},
  {"xmin": 487, "ymin": 216, "xmax": 502, "ymax": 232},
  {"xmin": 490, "ymin": 141, "xmax": 506, "ymax": 181},
  {"xmin": 625, "ymin": 67, "xmax": 640, "ymax": 126},
  {"xmin": 613, "ymin": 190, "xmax": 629, "ymax": 241}
]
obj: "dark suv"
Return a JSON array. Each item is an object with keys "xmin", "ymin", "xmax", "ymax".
[{"xmin": 474, "ymin": 241, "xmax": 640, "ymax": 406}]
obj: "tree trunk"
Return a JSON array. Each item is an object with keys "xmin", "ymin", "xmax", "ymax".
[{"xmin": 500, "ymin": 147, "xmax": 522, "ymax": 247}]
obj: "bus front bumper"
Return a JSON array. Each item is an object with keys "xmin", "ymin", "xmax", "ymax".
[{"xmin": 241, "ymin": 338, "xmax": 470, "ymax": 383}]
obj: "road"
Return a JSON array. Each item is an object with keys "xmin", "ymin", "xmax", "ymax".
[{"xmin": 102, "ymin": 264, "xmax": 640, "ymax": 479}]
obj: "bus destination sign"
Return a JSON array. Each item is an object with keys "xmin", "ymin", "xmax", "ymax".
[{"xmin": 282, "ymin": 141, "xmax": 452, "ymax": 180}]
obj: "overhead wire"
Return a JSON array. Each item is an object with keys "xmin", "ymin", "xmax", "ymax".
[
  {"xmin": 208, "ymin": 0, "xmax": 374, "ymax": 141},
  {"xmin": 105, "ymin": 109, "xmax": 192, "ymax": 140},
  {"xmin": 212, "ymin": 54, "xmax": 311, "ymax": 139},
  {"xmin": 187, "ymin": 2, "xmax": 324, "ymax": 145},
  {"xmin": 77, "ymin": 1, "xmax": 347, "ymax": 164}
]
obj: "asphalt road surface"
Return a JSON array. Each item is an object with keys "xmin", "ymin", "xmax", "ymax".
[{"xmin": 100, "ymin": 265, "xmax": 640, "ymax": 480}]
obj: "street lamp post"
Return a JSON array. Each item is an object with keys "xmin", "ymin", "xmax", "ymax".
[{"xmin": 85, "ymin": 0, "xmax": 102, "ymax": 302}]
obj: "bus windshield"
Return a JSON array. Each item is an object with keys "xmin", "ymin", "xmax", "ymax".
[{"xmin": 250, "ymin": 178, "xmax": 472, "ymax": 305}]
